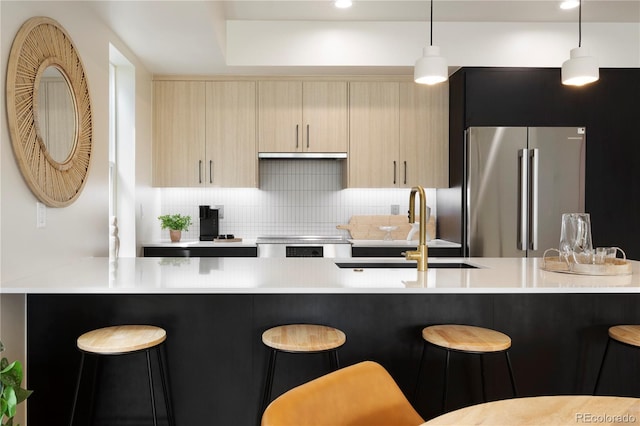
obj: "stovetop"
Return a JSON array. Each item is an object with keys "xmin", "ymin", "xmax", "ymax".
[{"xmin": 256, "ymin": 236, "xmax": 351, "ymax": 244}]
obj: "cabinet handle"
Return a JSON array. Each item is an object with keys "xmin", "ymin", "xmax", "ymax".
[
  {"xmin": 404, "ymin": 161, "xmax": 407, "ymax": 185},
  {"xmin": 199, "ymin": 160, "xmax": 202, "ymax": 184},
  {"xmin": 306, "ymin": 124, "xmax": 310, "ymax": 149},
  {"xmin": 209, "ymin": 160, "xmax": 213, "ymax": 184},
  {"xmin": 393, "ymin": 161, "xmax": 397, "ymax": 185},
  {"xmin": 296, "ymin": 124, "xmax": 299, "ymax": 148}
]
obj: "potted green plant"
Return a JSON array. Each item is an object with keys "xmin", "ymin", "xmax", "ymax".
[
  {"xmin": 1, "ymin": 341, "xmax": 32, "ymax": 426},
  {"xmin": 158, "ymin": 214, "xmax": 192, "ymax": 242}
]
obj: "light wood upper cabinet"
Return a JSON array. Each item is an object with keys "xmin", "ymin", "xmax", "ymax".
[
  {"xmin": 348, "ymin": 81, "xmax": 449, "ymax": 188},
  {"xmin": 206, "ymin": 81, "xmax": 257, "ymax": 187},
  {"xmin": 258, "ymin": 81, "xmax": 302, "ymax": 152},
  {"xmin": 399, "ymin": 82, "xmax": 449, "ymax": 188},
  {"xmin": 153, "ymin": 81, "xmax": 206, "ymax": 187},
  {"xmin": 348, "ymin": 81, "xmax": 400, "ymax": 188},
  {"xmin": 303, "ymin": 82, "xmax": 348, "ymax": 153},
  {"xmin": 153, "ymin": 80, "xmax": 257, "ymax": 187},
  {"xmin": 258, "ymin": 81, "xmax": 348, "ymax": 153}
]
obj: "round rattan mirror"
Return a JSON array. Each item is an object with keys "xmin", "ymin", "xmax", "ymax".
[{"xmin": 6, "ymin": 17, "xmax": 92, "ymax": 207}]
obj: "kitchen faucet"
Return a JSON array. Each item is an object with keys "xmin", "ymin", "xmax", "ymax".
[{"xmin": 405, "ymin": 186, "xmax": 428, "ymax": 271}]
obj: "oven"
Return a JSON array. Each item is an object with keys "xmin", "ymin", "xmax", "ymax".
[{"xmin": 256, "ymin": 236, "xmax": 352, "ymax": 258}]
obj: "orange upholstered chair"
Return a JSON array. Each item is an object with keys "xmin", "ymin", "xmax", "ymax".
[{"xmin": 261, "ymin": 360, "xmax": 424, "ymax": 426}]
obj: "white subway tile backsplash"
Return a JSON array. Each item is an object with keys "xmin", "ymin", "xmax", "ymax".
[{"xmin": 158, "ymin": 160, "xmax": 436, "ymax": 240}]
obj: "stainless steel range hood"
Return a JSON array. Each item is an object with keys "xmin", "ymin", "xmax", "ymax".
[{"xmin": 258, "ymin": 152, "xmax": 347, "ymax": 159}]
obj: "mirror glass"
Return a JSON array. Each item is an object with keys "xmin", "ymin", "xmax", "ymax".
[{"xmin": 36, "ymin": 66, "xmax": 77, "ymax": 163}]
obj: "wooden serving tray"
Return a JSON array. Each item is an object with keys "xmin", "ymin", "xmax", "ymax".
[
  {"xmin": 541, "ymin": 249, "xmax": 632, "ymax": 276},
  {"xmin": 214, "ymin": 238, "xmax": 243, "ymax": 243}
]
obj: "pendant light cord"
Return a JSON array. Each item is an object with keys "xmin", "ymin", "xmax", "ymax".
[
  {"xmin": 578, "ymin": 0, "xmax": 582, "ymax": 47},
  {"xmin": 430, "ymin": 0, "xmax": 434, "ymax": 46}
]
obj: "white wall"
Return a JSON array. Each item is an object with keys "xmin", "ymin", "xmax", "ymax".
[
  {"xmin": 1, "ymin": 2, "xmax": 155, "ymax": 423},
  {"xmin": 0, "ymin": 1, "xmax": 155, "ymax": 282},
  {"xmin": 227, "ymin": 21, "xmax": 640, "ymax": 68}
]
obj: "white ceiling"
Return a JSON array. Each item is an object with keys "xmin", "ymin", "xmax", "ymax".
[{"xmin": 86, "ymin": 0, "xmax": 640, "ymax": 75}]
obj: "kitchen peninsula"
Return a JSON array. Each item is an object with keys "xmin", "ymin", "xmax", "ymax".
[{"xmin": 4, "ymin": 256, "xmax": 640, "ymax": 424}]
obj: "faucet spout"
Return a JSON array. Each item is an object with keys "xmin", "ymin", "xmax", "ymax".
[{"xmin": 405, "ymin": 186, "xmax": 428, "ymax": 271}]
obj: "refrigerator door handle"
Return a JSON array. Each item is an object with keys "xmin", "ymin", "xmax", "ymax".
[
  {"xmin": 517, "ymin": 149, "xmax": 529, "ymax": 251},
  {"xmin": 529, "ymin": 149, "xmax": 539, "ymax": 251}
]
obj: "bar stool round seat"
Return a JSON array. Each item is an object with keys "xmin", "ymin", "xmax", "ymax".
[
  {"xmin": 262, "ymin": 324, "xmax": 346, "ymax": 353},
  {"xmin": 422, "ymin": 324, "xmax": 512, "ymax": 353},
  {"xmin": 77, "ymin": 324, "xmax": 167, "ymax": 354},
  {"xmin": 69, "ymin": 325, "xmax": 175, "ymax": 426},
  {"xmin": 260, "ymin": 324, "xmax": 346, "ymax": 414},
  {"xmin": 415, "ymin": 324, "xmax": 517, "ymax": 413},
  {"xmin": 594, "ymin": 325, "xmax": 640, "ymax": 394},
  {"xmin": 608, "ymin": 325, "xmax": 640, "ymax": 347}
]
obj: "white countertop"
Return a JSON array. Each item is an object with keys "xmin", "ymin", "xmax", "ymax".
[{"xmin": 2, "ymin": 257, "xmax": 639, "ymax": 294}]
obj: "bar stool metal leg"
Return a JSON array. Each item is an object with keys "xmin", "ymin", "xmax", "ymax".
[
  {"xmin": 413, "ymin": 341, "xmax": 428, "ymax": 403},
  {"xmin": 145, "ymin": 349, "xmax": 159, "ymax": 426},
  {"xmin": 505, "ymin": 350, "xmax": 518, "ymax": 396},
  {"xmin": 594, "ymin": 337, "xmax": 612, "ymax": 395},
  {"xmin": 156, "ymin": 344, "xmax": 176, "ymax": 426},
  {"xmin": 329, "ymin": 349, "xmax": 340, "ymax": 370},
  {"xmin": 442, "ymin": 349, "xmax": 451, "ymax": 413},
  {"xmin": 262, "ymin": 349, "xmax": 278, "ymax": 412},
  {"xmin": 69, "ymin": 353, "xmax": 85, "ymax": 426},
  {"xmin": 480, "ymin": 354, "xmax": 487, "ymax": 402}
]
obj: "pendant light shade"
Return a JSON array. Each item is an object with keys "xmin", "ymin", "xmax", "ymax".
[
  {"xmin": 561, "ymin": 0, "xmax": 599, "ymax": 86},
  {"xmin": 414, "ymin": 0, "xmax": 447, "ymax": 85},
  {"xmin": 414, "ymin": 46, "xmax": 448, "ymax": 85},
  {"xmin": 562, "ymin": 47, "xmax": 599, "ymax": 85}
]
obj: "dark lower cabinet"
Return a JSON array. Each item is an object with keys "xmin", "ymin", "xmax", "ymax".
[
  {"xmin": 27, "ymin": 293, "xmax": 640, "ymax": 425},
  {"xmin": 143, "ymin": 246, "xmax": 257, "ymax": 257}
]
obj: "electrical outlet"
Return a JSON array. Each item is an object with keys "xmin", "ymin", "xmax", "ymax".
[
  {"xmin": 391, "ymin": 204, "xmax": 400, "ymax": 215},
  {"xmin": 216, "ymin": 205, "xmax": 224, "ymax": 219},
  {"xmin": 36, "ymin": 202, "xmax": 46, "ymax": 228}
]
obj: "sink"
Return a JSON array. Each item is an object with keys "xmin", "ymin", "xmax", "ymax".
[{"xmin": 335, "ymin": 262, "xmax": 478, "ymax": 269}]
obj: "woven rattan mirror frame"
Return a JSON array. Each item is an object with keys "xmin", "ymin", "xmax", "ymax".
[{"xmin": 6, "ymin": 17, "xmax": 92, "ymax": 207}]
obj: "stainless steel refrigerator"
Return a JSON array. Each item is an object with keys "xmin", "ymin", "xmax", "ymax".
[{"xmin": 466, "ymin": 127, "xmax": 586, "ymax": 257}]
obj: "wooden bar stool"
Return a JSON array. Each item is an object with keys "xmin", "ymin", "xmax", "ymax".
[
  {"xmin": 260, "ymin": 324, "xmax": 346, "ymax": 413},
  {"xmin": 414, "ymin": 324, "xmax": 517, "ymax": 413},
  {"xmin": 69, "ymin": 325, "xmax": 175, "ymax": 426},
  {"xmin": 594, "ymin": 325, "xmax": 640, "ymax": 395}
]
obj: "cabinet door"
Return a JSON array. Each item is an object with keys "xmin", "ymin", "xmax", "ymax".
[
  {"xmin": 303, "ymin": 81, "xmax": 348, "ymax": 153},
  {"xmin": 206, "ymin": 81, "xmax": 257, "ymax": 187},
  {"xmin": 258, "ymin": 81, "xmax": 302, "ymax": 152},
  {"xmin": 153, "ymin": 81, "xmax": 206, "ymax": 187},
  {"xmin": 348, "ymin": 82, "xmax": 400, "ymax": 188},
  {"xmin": 399, "ymin": 82, "xmax": 449, "ymax": 188}
]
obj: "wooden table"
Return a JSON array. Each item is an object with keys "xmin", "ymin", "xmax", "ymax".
[{"xmin": 422, "ymin": 395, "xmax": 640, "ymax": 425}]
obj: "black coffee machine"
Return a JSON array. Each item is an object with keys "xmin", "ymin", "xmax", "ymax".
[{"xmin": 199, "ymin": 205, "xmax": 219, "ymax": 241}]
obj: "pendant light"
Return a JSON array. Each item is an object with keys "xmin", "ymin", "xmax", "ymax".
[
  {"xmin": 561, "ymin": 0, "xmax": 599, "ymax": 86},
  {"xmin": 414, "ymin": 0, "xmax": 447, "ymax": 85}
]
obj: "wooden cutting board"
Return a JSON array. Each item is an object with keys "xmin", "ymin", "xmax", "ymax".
[{"xmin": 336, "ymin": 215, "xmax": 436, "ymax": 241}]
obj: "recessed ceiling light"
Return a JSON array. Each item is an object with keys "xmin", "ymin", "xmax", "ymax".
[
  {"xmin": 334, "ymin": 0, "xmax": 352, "ymax": 8},
  {"xmin": 560, "ymin": 0, "xmax": 579, "ymax": 10}
]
